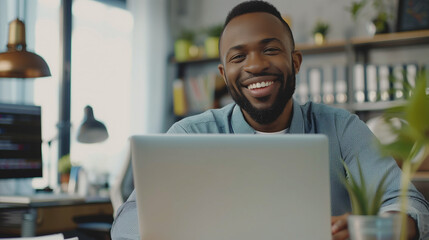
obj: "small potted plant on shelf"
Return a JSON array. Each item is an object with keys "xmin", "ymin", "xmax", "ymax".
[
  {"xmin": 174, "ymin": 29, "xmax": 195, "ymax": 62},
  {"xmin": 204, "ymin": 24, "xmax": 223, "ymax": 58},
  {"xmin": 341, "ymin": 158, "xmax": 401, "ymax": 240},
  {"xmin": 312, "ymin": 20, "xmax": 330, "ymax": 45},
  {"xmin": 377, "ymin": 69, "xmax": 429, "ymax": 240},
  {"xmin": 345, "ymin": 0, "xmax": 392, "ymax": 36}
]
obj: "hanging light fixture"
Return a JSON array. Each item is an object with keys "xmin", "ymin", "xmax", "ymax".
[{"xmin": 0, "ymin": 17, "xmax": 51, "ymax": 78}]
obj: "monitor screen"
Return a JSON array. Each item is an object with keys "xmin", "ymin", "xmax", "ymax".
[{"xmin": 0, "ymin": 104, "xmax": 42, "ymax": 179}]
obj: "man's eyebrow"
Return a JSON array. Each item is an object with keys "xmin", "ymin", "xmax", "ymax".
[
  {"xmin": 260, "ymin": 38, "xmax": 282, "ymax": 45},
  {"xmin": 224, "ymin": 38, "xmax": 284, "ymax": 60},
  {"xmin": 225, "ymin": 44, "xmax": 245, "ymax": 58}
]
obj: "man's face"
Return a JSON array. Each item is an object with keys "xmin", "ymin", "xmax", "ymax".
[{"xmin": 218, "ymin": 12, "xmax": 301, "ymax": 125}]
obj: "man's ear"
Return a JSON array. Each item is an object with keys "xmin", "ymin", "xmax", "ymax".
[
  {"xmin": 218, "ymin": 64, "xmax": 227, "ymax": 84},
  {"xmin": 292, "ymin": 51, "xmax": 303, "ymax": 74}
]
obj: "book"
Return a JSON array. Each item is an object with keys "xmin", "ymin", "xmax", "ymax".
[
  {"xmin": 296, "ymin": 72, "xmax": 309, "ymax": 104},
  {"xmin": 307, "ymin": 67, "xmax": 322, "ymax": 103},
  {"xmin": 353, "ymin": 64, "xmax": 365, "ymax": 103},
  {"xmin": 405, "ymin": 63, "xmax": 418, "ymax": 98},
  {"xmin": 366, "ymin": 64, "xmax": 378, "ymax": 102},
  {"xmin": 172, "ymin": 79, "xmax": 187, "ymax": 116},
  {"xmin": 334, "ymin": 65, "xmax": 348, "ymax": 104},
  {"xmin": 378, "ymin": 65, "xmax": 390, "ymax": 101},
  {"xmin": 392, "ymin": 64, "xmax": 405, "ymax": 100},
  {"xmin": 322, "ymin": 66, "xmax": 334, "ymax": 104}
]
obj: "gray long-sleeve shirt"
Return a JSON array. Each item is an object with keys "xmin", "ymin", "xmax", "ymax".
[{"xmin": 111, "ymin": 101, "xmax": 429, "ymax": 239}]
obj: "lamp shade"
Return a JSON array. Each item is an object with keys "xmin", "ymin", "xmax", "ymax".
[
  {"xmin": 0, "ymin": 19, "xmax": 51, "ymax": 78},
  {"xmin": 77, "ymin": 106, "xmax": 108, "ymax": 144}
]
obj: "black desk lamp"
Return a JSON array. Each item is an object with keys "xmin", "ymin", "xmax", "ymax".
[{"xmin": 76, "ymin": 105, "xmax": 108, "ymax": 144}]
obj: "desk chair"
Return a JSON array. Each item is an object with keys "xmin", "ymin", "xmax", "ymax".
[
  {"xmin": 110, "ymin": 145, "xmax": 134, "ymax": 217},
  {"xmin": 68, "ymin": 166, "xmax": 114, "ymax": 240}
]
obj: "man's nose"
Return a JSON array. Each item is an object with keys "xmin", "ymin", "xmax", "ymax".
[{"xmin": 243, "ymin": 53, "xmax": 269, "ymax": 74}]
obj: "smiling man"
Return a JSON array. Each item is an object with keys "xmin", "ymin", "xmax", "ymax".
[{"xmin": 111, "ymin": 1, "xmax": 429, "ymax": 240}]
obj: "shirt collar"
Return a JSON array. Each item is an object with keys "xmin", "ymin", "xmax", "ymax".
[
  {"xmin": 231, "ymin": 99, "xmax": 305, "ymax": 134},
  {"xmin": 289, "ymin": 99, "xmax": 305, "ymax": 134},
  {"xmin": 231, "ymin": 104, "xmax": 255, "ymax": 134}
]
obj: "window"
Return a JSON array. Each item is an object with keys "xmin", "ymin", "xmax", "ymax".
[{"xmin": 33, "ymin": 0, "xmax": 133, "ymax": 190}]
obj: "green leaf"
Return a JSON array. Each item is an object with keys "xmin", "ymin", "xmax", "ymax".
[
  {"xmin": 339, "ymin": 158, "xmax": 383, "ymax": 215},
  {"xmin": 406, "ymin": 71, "xmax": 429, "ymax": 140},
  {"xmin": 369, "ymin": 169, "xmax": 390, "ymax": 215},
  {"xmin": 378, "ymin": 137, "xmax": 415, "ymax": 160}
]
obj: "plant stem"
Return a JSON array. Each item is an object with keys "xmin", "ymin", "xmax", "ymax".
[
  {"xmin": 399, "ymin": 145, "xmax": 429, "ymax": 240},
  {"xmin": 399, "ymin": 160, "xmax": 411, "ymax": 240}
]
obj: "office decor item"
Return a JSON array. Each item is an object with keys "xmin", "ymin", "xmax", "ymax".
[
  {"xmin": 348, "ymin": 214, "xmax": 401, "ymax": 240},
  {"xmin": 174, "ymin": 29, "xmax": 194, "ymax": 62},
  {"xmin": 312, "ymin": 21, "xmax": 329, "ymax": 45},
  {"xmin": 204, "ymin": 24, "xmax": 222, "ymax": 58},
  {"xmin": 58, "ymin": 154, "xmax": 72, "ymax": 192},
  {"xmin": 377, "ymin": 70, "xmax": 429, "ymax": 240},
  {"xmin": 341, "ymin": 158, "xmax": 400, "ymax": 240},
  {"xmin": 76, "ymin": 105, "xmax": 108, "ymax": 144},
  {"xmin": 0, "ymin": 18, "xmax": 51, "ymax": 78},
  {"xmin": 397, "ymin": 0, "xmax": 429, "ymax": 32}
]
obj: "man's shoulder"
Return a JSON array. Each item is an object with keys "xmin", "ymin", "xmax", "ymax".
[
  {"xmin": 168, "ymin": 103, "xmax": 236, "ymax": 133},
  {"xmin": 299, "ymin": 101, "xmax": 352, "ymax": 120}
]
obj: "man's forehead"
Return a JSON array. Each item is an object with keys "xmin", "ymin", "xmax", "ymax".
[{"xmin": 220, "ymin": 12, "xmax": 289, "ymax": 54}]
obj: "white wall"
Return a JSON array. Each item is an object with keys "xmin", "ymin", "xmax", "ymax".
[
  {"xmin": 129, "ymin": 0, "xmax": 171, "ymax": 134},
  {"xmin": 170, "ymin": 0, "xmax": 387, "ymax": 43}
]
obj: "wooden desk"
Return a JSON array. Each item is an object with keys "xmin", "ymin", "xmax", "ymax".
[{"xmin": 0, "ymin": 196, "xmax": 113, "ymax": 237}]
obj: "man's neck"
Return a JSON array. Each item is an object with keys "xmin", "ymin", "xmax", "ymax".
[{"xmin": 242, "ymin": 100, "xmax": 293, "ymax": 133}]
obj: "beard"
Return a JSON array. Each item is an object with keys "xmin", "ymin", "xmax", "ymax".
[{"xmin": 225, "ymin": 64, "xmax": 296, "ymax": 125}]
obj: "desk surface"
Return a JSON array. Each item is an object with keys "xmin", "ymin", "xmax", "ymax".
[
  {"xmin": 0, "ymin": 196, "xmax": 113, "ymax": 237},
  {"xmin": 0, "ymin": 195, "xmax": 110, "ymax": 208}
]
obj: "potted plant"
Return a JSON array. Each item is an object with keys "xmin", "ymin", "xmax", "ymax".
[
  {"xmin": 58, "ymin": 154, "xmax": 72, "ymax": 192},
  {"xmin": 378, "ymin": 70, "xmax": 429, "ymax": 240},
  {"xmin": 341, "ymin": 158, "xmax": 401, "ymax": 239},
  {"xmin": 345, "ymin": 0, "xmax": 392, "ymax": 36},
  {"xmin": 312, "ymin": 21, "xmax": 330, "ymax": 45},
  {"xmin": 174, "ymin": 29, "xmax": 195, "ymax": 62},
  {"xmin": 204, "ymin": 24, "xmax": 223, "ymax": 58}
]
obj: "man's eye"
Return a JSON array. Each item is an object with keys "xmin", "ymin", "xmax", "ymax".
[
  {"xmin": 230, "ymin": 54, "xmax": 245, "ymax": 62},
  {"xmin": 264, "ymin": 48, "xmax": 280, "ymax": 55}
]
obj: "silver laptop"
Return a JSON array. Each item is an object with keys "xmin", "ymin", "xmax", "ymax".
[{"xmin": 131, "ymin": 134, "xmax": 331, "ymax": 240}]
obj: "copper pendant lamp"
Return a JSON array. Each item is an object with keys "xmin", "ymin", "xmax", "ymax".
[{"xmin": 0, "ymin": 18, "xmax": 51, "ymax": 78}]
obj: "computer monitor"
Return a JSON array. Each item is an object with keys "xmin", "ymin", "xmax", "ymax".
[{"xmin": 0, "ymin": 103, "xmax": 43, "ymax": 179}]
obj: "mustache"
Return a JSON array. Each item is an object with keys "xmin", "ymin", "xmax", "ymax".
[{"xmin": 238, "ymin": 72, "xmax": 283, "ymax": 83}]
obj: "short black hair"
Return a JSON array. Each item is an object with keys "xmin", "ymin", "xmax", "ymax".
[{"xmin": 220, "ymin": 1, "xmax": 295, "ymax": 51}]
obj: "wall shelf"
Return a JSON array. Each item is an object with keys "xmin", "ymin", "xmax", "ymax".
[
  {"xmin": 350, "ymin": 100, "xmax": 407, "ymax": 112},
  {"xmin": 296, "ymin": 41, "xmax": 347, "ymax": 55},
  {"xmin": 413, "ymin": 171, "xmax": 429, "ymax": 181},
  {"xmin": 351, "ymin": 29, "xmax": 429, "ymax": 50},
  {"xmin": 295, "ymin": 29, "xmax": 429, "ymax": 55},
  {"xmin": 170, "ymin": 29, "xmax": 429, "ymax": 118}
]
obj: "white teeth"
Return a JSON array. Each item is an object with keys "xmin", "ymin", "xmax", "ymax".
[{"xmin": 248, "ymin": 81, "xmax": 273, "ymax": 90}]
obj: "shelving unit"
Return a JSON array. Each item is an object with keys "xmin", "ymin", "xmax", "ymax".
[
  {"xmin": 171, "ymin": 30, "xmax": 429, "ymax": 116},
  {"xmin": 169, "ymin": 32, "xmax": 429, "ymax": 184}
]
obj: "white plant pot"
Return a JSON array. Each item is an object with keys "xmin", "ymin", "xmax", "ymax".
[{"xmin": 348, "ymin": 214, "xmax": 401, "ymax": 240}]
